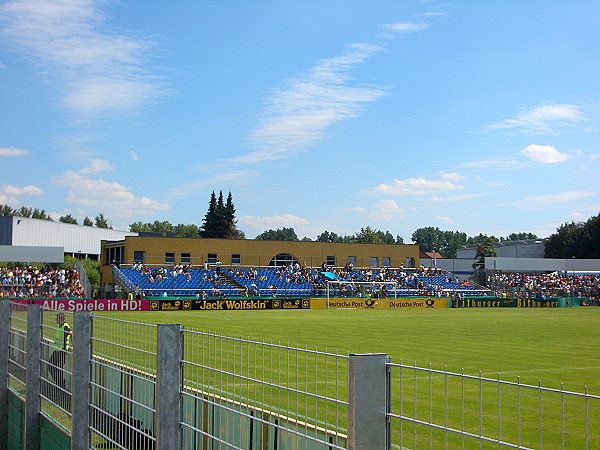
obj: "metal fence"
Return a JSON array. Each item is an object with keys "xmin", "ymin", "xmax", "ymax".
[
  {"xmin": 386, "ymin": 361, "xmax": 600, "ymax": 449},
  {"xmin": 1, "ymin": 301, "xmax": 599, "ymax": 449}
]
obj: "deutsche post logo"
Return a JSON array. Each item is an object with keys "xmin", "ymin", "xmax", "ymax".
[
  {"xmin": 365, "ymin": 298, "xmax": 376, "ymax": 308},
  {"xmin": 426, "ymin": 299, "xmax": 435, "ymax": 308},
  {"xmin": 273, "ymin": 300, "xmax": 281, "ymax": 309}
]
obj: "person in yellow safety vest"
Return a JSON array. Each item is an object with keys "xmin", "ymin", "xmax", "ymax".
[{"xmin": 49, "ymin": 312, "xmax": 72, "ymax": 391}]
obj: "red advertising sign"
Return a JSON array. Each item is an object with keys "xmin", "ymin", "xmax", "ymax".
[{"xmin": 10, "ymin": 299, "xmax": 149, "ymax": 312}]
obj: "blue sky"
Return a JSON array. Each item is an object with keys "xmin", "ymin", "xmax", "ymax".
[{"xmin": 0, "ymin": 0, "xmax": 598, "ymax": 240}]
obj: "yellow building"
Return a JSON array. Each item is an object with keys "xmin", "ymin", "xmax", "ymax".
[{"xmin": 101, "ymin": 236, "xmax": 419, "ymax": 285}]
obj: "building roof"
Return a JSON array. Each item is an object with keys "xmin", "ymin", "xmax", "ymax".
[{"xmin": 419, "ymin": 250, "xmax": 443, "ymax": 259}]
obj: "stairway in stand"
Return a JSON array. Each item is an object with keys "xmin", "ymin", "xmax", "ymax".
[{"xmin": 219, "ymin": 272, "xmax": 245, "ymax": 295}]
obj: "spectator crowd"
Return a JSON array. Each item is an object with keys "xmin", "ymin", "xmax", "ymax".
[
  {"xmin": 0, "ymin": 265, "xmax": 85, "ymax": 299},
  {"xmin": 487, "ymin": 271, "xmax": 600, "ymax": 303}
]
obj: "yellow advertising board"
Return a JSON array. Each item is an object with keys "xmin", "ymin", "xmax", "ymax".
[{"xmin": 311, "ymin": 297, "xmax": 448, "ymax": 309}]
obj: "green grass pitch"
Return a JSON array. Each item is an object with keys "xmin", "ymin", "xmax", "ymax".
[
  {"xmin": 106, "ymin": 307, "xmax": 600, "ymax": 393},
  {"xmin": 93, "ymin": 307, "xmax": 600, "ymax": 448}
]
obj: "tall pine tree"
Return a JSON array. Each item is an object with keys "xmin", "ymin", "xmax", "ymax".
[
  {"xmin": 201, "ymin": 190, "xmax": 244, "ymax": 238},
  {"xmin": 201, "ymin": 191, "xmax": 220, "ymax": 237}
]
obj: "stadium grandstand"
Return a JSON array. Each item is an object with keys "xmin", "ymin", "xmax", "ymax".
[{"xmin": 112, "ymin": 262, "xmax": 488, "ymax": 298}]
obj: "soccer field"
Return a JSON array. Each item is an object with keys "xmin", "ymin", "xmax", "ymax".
[
  {"xmin": 38, "ymin": 305, "xmax": 597, "ymax": 448},
  {"xmin": 105, "ymin": 307, "xmax": 600, "ymax": 395}
]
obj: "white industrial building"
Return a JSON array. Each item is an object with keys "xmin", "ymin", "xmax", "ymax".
[
  {"xmin": 0, "ymin": 216, "xmax": 137, "ymax": 263},
  {"xmin": 456, "ymin": 239, "xmax": 546, "ymax": 259}
]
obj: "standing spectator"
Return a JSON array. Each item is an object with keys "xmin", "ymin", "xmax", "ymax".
[{"xmin": 49, "ymin": 312, "xmax": 72, "ymax": 408}]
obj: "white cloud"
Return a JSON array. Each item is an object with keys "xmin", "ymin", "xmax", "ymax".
[
  {"xmin": 3, "ymin": 185, "xmax": 43, "ymax": 196},
  {"xmin": 80, "ymin": 159, "xmax": 113, "ymax": 174},
  {"xmin": 346, "ymin": 200, "xmax": 404, "ymax": 221},
  {"xmin": 431, "ymin": 193, "xmax": 485, "ymax": 202},
  {"xmin": 169, "ymin": 170, "xmax": 258, "ymax": 199},
  {"xmin": 373, "ymin": 172, "xmax": 464, "ymax": 196},
  {"xmin": 0, "ymin": 184, "xmax": 43, "ymax": 205},
  {"xmin": 486, "ymin": 103, "xmax": 587, "ymax": 135},
  {"xmin": 239, "ymin": 214, "xmax": 310, "ymax": 229},
  {"xmin": 0, "ymin": 0, "xmax": 169, "ymax": 116},
  {"xmin": 462, "ymin": 156, "xmax": 522, "ymax": 170},
  {"xmin": 438, "ymin": 216, "xmax": 454, "ymax": 224},
  {"xmin": 383, "ymin": 22, "xmax": 431, "ymax": 33},
  {"xmin": 520, "ymin": 144, "xmax": 569, "ymax": 164},
  {"xmin": 512, "ymin": 191, "xmax": 596, "ymax": 209},
  {"xmin": 0, "ymin": 146, "xmax": 28, "ymax": 156},
  {"xmin": 228, "ymin": 43, "xmax": 387, "ymax": 164},
  {"xmin": 238, "ymin": 214, "xmax": 326, "ymax": 239},
  {"xmin": 52, "ymin": 171, "xmax": 168, "ymax": 218},
  {"xmin": 131, "ymin": 151, "xmax": 139, "ymax": 161}
]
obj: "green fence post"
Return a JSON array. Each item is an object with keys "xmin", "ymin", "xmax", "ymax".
[
  {"xmin": 25, "ymin": 304, "xmax": 41, "ymax": 450},
  {"xmin": 72, "ymin": 312, "xmax": 92, "ymax": 450}
]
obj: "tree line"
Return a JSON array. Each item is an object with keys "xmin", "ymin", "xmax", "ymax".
[
  {"xmin": 544, "ymin": 213, "xmax": 600, "ymax": 258},
  {"xmin": 0, "ymin": 204, "xmax": 112, "ymax": 228},
  {"xmin": 2, "ymin": 194, "xmax": 598, "ymax": 259}
]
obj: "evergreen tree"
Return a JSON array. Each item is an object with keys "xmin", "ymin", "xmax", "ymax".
[
  {"xmin": 224, "ymin": 192, "xmax": 236, "ymax": 237},
  {"xmin": 201, "ymin": 191, "xmax": 220, "ymax": 238},
  {"xmin": 95, "ymin": 213, "xmax": 110, "ymax": 229},
  {"xmin": 201, "ymin": 190, "xmax": 244, "ymax": 238},
  {"xmin": 32, "ymin": 208, "xmax": 51, "ymax": 220},
  {"xmin": 0, "ymin": 204, "xmax": 52, "ymax": 220},
  {"xmin": 0, "ymin": 204, "xmax": 14, "ymax": 216},
  {"xmin": 83, "ymin": 217, "xmax": 94, "ymax": 226},
  {"xmin": 16, "ymin": 206, "xmax": 33, "ymax": 217},
  {"xmin": 216, "ymin": 191, "xmax": 228, "ymax": 236},
  {"xmin": 59, "ymin": 214, "xmax": 78, "ymax": 224}
]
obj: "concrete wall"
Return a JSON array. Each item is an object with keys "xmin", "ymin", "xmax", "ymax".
[
  {"xmin": 0, "ymin": 245, "xmax": 64, "ymax": 263},
  {"xmin": 485, "ymin": 257, "xmax": 600, "ymax": 272},
  {"xmin": 420, "ymin": 257, "xmax": 600, "ymax": 276},
  {"xmin": 420, "ymin": 258, "xmax": 475, "ymax": 274}
]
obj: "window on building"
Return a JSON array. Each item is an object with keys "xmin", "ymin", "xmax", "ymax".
[
  {"xmin": 326, "ymin": 255, "xmax": 336, "ymax": 267},
  {"xmin": 165, "ymin": 252, "xmax": 175, "ymax": 264},
  {"xmin": 106, "ymin": 247, "xmax": 124, "ymax": 265},
  {"xmin": 133, "ymin": 251, "xmax": 145, "ymax": 263},
  {"xmin": 370, "ymin": 257, "xmax": 378, "ymax": 268},
  {"xmin": 207, "ymin": 253, "xmax": 218, "ymax": 264},
  {"xmin": 347, "ymin": 256, "xmax": 356, "ymax": 267},
  {"xmin": 231, "ymin": 254, "xmax": 241, "ymax": 265},
  {"xmin": 268, "ymin": 253, "xmax": 299, "ymax": 267},
  {"xmin": 181, "ymin": 252, "xmax": 191, "ymax": 264},
  {"xmin": 382, "ymin": 257, "xmax": 391, "ymax": 267}
]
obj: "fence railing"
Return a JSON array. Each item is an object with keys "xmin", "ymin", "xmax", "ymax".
[
  {"xmin": 1, "ymin": 301, "xmax": 599, "ymax": 450},
  {"xmin": 386, "ymin": 361, "xmax": 600, "ymax": 449},
  {"xmin": 75, "ymin": 261, "xmax": 93, "ymax": 299}
]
